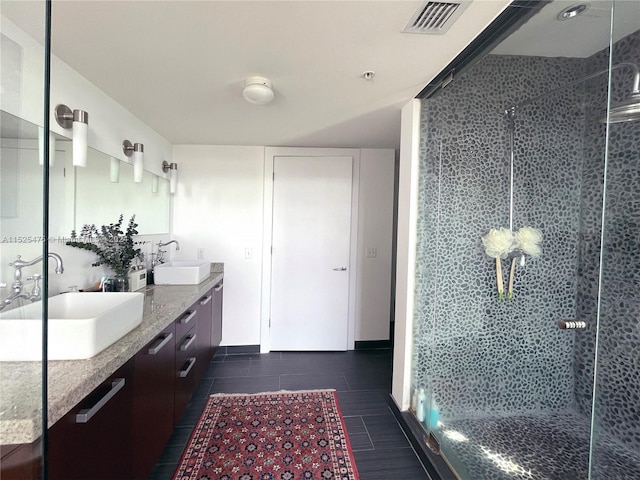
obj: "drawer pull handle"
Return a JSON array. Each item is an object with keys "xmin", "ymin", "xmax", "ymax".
[
  {"xmin": 148, "ymin": 332, "xmax": 173, "ymax": 355},
  {"xmin": 180, "ymin": 333, "xmax": 197, "ymax": 351},
  {"xmin": 214, "ymin": 282, "xmax": 223, "ymax": 292},
  {"xmin": 179, "ymin": 310, "xmax": 197, "ymax": 325},
  {"xmin": 75, "ymin": 378, "xmax": 125, "ymax": 424},
  {"xmin": 179, "ymin": 357, "xmax": 196, "ymax": 377},
  {"xmin": 200, "ymin": 295, "xmax": 212, "ymax": 305}
]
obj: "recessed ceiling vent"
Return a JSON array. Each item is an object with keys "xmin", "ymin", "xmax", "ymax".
[{"xmin": 402, "ymin": 1, "xmax": 470, "ymax": 35}]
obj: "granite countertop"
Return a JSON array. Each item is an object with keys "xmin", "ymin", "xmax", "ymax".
[{"xmin": 0, "ymin": 263, "xmax": 224, "ymax": 445}]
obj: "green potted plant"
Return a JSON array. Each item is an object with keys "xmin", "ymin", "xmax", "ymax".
[{"xmin": 67, "ymin": 214, "xmax": 143, "ymax": 291}]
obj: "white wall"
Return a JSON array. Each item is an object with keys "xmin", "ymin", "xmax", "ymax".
[
  {"xmin": 392, "ymin": 99, "xmax": 421, "ymax": 410},
  {"xmin": 172, "ymin": 145, "xmax": 395, "ymax": 348},
  {"xmin": 171, "ymin": 145, "xmax": 265, "ymax": 346},
  {"xmin": 356, "ymin": 149, "xmax": 395, "ymax": 341}
]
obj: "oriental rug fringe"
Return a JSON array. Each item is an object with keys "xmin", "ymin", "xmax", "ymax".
[{"xmin": 173, "ymin": 389, "xmax": 360, "ymax": 480}]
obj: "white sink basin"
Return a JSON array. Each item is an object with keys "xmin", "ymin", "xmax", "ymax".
[
  {"xmin": 0, "ymin": 292, "xmax": 144, "ymax": 361},
  {"xmin": 154, "ymin": 261, "xmax": 211, "ymax": 285}
]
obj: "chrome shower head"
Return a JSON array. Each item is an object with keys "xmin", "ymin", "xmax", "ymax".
[{"xmin": 605, "ymin": 91, "xmax": 640, "ymax": 123}]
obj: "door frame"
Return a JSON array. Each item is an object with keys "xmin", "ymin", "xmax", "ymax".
[{"xmin": 261, "ymin": 147, "xmax": 361, "ymax": 353}]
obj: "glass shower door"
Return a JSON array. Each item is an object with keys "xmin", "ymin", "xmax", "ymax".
[
  {"xmin": 588, "ymin": 1, "xmax": 640, "ymax": 478},
  {"xmin": 0, "ymin": 2, "xmax": 50, "ymax": 478}
]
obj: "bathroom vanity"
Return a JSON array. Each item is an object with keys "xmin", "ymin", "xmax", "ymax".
[{"xmin": 0, "ymin": 264, "xmax": 224, "ymax": 480}]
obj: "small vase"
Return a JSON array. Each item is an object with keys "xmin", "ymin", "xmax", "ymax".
[{"xmin": 113, "ymin": 275, "xmax": 129, "ymax": 292}]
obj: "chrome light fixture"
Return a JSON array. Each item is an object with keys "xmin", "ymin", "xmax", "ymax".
[
  {"xmin": 162, "ymin": 160, "xmax": 178, "ymax": 194},
  {"xmin": 123, "ymin": 140, "xmax": 144, "ymax": 183},
  {"xmin": 55, "ymin": 104, "xmax": 88, "ymax": 167},
  {"xmin": 242, "ymin": 76, "xmax": 274, "ymax": 105},
  {"xmin": 38, "ymin": 127, "xmax": 56, "ymax": 166},
  {"xmin": 109, "ymin": 157, "xmax": 120, "ymax": 183}
]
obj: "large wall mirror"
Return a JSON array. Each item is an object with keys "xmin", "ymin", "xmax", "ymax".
[{"xmin": 0, "ymin": 110, "xmax": 170, "ymax": 238}]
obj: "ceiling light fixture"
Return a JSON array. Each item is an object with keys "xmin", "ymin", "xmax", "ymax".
[
  {"xmin": 243, "ymin": 76, "xmax": 274, "ymax": 105},
  {"xmin": 557, "ymin": 4, "xmax": 589, "ymax": 21}
]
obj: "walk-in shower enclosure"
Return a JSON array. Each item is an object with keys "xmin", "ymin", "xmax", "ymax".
[{"xmin": 402, "ymin": 1, "xmax": 640, "ymax": 478}]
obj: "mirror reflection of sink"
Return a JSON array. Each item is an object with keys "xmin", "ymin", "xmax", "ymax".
[
  {"xmin": 0, "ymin": 292, "xmax": 144, "ymax": 361},
  {"xmin": 153, "ymin": 261, "xmax": 211, "ymax": 285}
]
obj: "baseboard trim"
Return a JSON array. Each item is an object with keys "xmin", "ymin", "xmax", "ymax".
[
  {"xmin": 354, "ymin": 340, "xmax": 391, "ymax": 350},
  {"xmin": 214, "ymin": 345, "xmax": 261, "ymax": 356},
  {"xmin": 388, "ymin": 395, "xmax": 458, "ymax": 480}
]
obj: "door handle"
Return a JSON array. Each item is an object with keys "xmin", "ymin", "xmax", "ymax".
[{"xmin": 333, "ymin": 266, "xmax": 347, "ymax": 271}]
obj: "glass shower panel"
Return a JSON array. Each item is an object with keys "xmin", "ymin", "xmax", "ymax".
[
  {"xmin": 0, "ymin": 2, "xmax": 48, "ymax": 478},
  {"xmin": 589, "ymin": 1, "xmax": 640, "ymax": 478},
  {"xmin": 409, "ymin": 1, "xmax": 631, "ymax": 478}
]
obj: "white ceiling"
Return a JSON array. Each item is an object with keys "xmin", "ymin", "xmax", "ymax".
[{"xmin": 2, "ymin": 0, "xmax": 512, "ymax": 149}]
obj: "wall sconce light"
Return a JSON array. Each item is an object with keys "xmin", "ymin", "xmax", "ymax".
[
  {"xmin": 54, "ymin": 104, "xmax": 88, "ymax": 167},
  {"xmin": 242, "ymin": 76, "xmax": 274, "ymax": 105},
  {"xmin": 162, "ymin": 160, "xmax": 178, "ymax": 194},
  {"xmin": 152, "ymin": 174, "xmax": 159, "ymax": 193},
  {"xmin": 123, "ymin": 140, "xmax": 144, "ymax": 183},
  {"xmin": 109, "ymin": 157, "xmax": 120, "ymax": 183},
  {"xmin": 38, "ymin": 127, "xmax": 56, "ymax": 166}
]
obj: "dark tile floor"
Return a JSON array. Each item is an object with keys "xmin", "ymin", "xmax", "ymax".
[{"xmin": 149, "ymin": 349, "xmax": 431, "ymax": 480}]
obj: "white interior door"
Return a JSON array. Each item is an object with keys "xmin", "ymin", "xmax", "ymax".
[{"xmin": 270, "ymin": 155, "xmax": 353, "ymax": 351}]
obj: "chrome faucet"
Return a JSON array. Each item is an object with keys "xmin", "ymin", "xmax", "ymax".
[
  {"xmin": 0, "ymin": 253, "xmax": 65, "ymax": 311},
  {"xmin": 152, "ymin": 240, "xmax": 180, "ymax": 268}
]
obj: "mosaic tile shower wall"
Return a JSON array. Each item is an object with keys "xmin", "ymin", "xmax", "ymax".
[
  {"xmin": 413, "ymin": 55, "xmax": 586, "ymax": 418},
  {"xmin": 575, "ymin": 29, "xmax": 640, "ymax": 454}
]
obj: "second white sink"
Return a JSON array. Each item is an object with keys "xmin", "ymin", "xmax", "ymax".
[
  {"xmin": 154, "ymin": 261, "xmax": 211, "ymax": 285},
  {"xmin": 0, "ymin": 292, "xmax": 144, "ymax": 361}
]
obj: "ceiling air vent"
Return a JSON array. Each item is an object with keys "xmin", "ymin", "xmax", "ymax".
[{"xmin": 402, "ymin": 1, "xmax": 470, "ymax": 35}]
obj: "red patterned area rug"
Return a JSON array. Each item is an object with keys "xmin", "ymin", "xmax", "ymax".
[{"xmin": 173, "ymin": 390, "xmax": 360, "ymax": 480}]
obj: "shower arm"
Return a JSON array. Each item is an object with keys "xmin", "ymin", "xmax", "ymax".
[{"xmin": 504, "ymin": 62, "xmax": 640, "ymax": 116}]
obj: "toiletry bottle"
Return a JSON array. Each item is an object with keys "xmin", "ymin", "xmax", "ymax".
[
  {"xmin": 427, "ymin": 392, "xmax": 439, "ymax": 430},
  {"xmin": 416, "ymin": 388, "xmax": 426, "ymax": 423}
]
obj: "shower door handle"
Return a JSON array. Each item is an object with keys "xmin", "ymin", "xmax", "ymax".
[{"xmin": 557, "ymin": 320, "xmax": 587, "ymax": 330}]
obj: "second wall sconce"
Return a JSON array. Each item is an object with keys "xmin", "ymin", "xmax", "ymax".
[
  {"xmin": 123, "ymin": 140, "xmax": 144, "ymax": 183},
  {"xmin": 162, "ymin": 160, "xmax": 178, "ymax": 194},
  {"xmin": 55, "ymin": 104, "xmax": 88, "ymax": 167}
]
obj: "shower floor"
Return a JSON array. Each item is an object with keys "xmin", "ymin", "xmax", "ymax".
[{"xmin": 433, "ymin": 410, "xmax": 640, "ymax": 480}]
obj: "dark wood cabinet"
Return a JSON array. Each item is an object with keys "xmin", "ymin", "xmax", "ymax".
[
  {"xmin": 174, "ymin": 308, "xmax": 199, "ymax": 424},
  {"xmin": 196, "ymin": 289, "xmax": 213, "ymax": 380},
  {"xmin": 131, "ymin": 323, "xmax": 176, "ymax": 479},
  {"xmin": 0, "ymin": 441, "xmax": 42, "ymax": 480},
  {"xmin": 48, "ymin": 359, "xmax": 134, "ymax": 480},
  {"xmin": 211, "ymin": 280, "xmax": 224, "ymax": 352}
]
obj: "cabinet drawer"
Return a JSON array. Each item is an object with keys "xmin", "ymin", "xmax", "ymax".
[
  {"xmin": 132, "ymin": 324, "xmax": 176, "ymax": 479},
  {"xmin": 175, "ymin": 308, "xmax": 197, "ymax": 340},
  {"xmin": 49, "ymin": 360, "xmax": 133, "ymax": 480}
]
